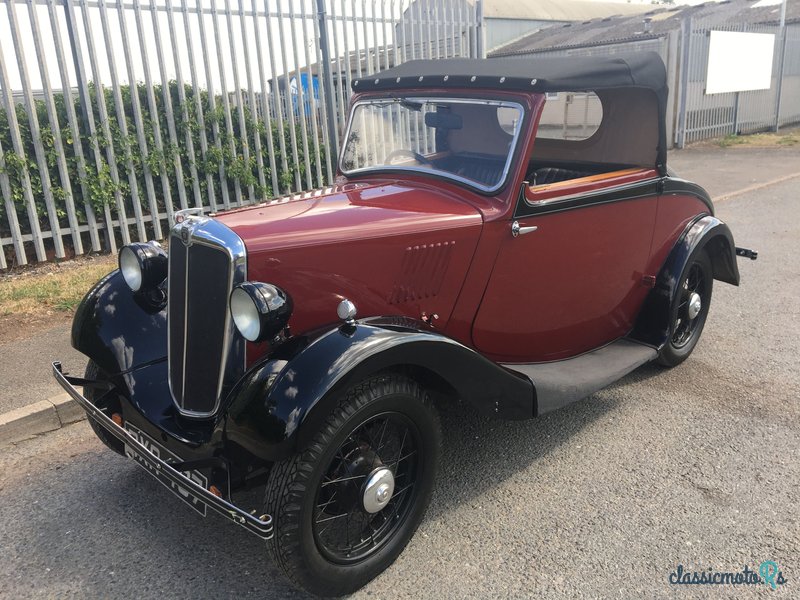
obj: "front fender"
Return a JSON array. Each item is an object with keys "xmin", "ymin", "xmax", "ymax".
[
  {"xmin": 631, "ymin": 215, "xmax": 739, "ymax": 348},
  {"xmin": 224, "ymin": 321, "xmax": 533, "ymax": 462},
  {"xmin": 71, "ymin": 270, "xmax": 167, "ymax": 375}
]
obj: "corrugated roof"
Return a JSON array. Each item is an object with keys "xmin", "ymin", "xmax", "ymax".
[
  {"xmin": 480, "ymin": 0, "xmax": 652, "ymax": 21},
  {"xmin": 490, "ymin": 0, "xmax": 800, "ymax": 56}
]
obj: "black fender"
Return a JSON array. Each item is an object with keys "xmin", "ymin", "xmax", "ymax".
[
  {"xmin": 71, "ymin": 269, "xmax": 167, "ymax": 376},
  {"xmin": 631, "ymin": 215, "xmax": 739, "ymax": 348},
  {"xmin": 224, "ymin": 320, "xmax": 534, "ymax": 462}
]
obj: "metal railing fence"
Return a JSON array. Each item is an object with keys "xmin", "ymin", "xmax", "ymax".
[
  {"xmin": 496, "ymin": 20, "xmax": 799, "ymax": 153},
  {"xmin": 0, "ymin": 0, "xmax": 481, "ymax": 268},
  {"xmin": 679, "ymin": 19, "xmax": 800, "ymax": 146}
]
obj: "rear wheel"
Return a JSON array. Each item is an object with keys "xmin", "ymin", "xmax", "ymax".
[
  {"xmin": 264, "ymin": 373, "xmax": 441, "ymax": 596},
  {"xmin": 658, "ymin": 250, "xmax": 713, "ymax": 367},
  {"xmin": 84, "ymin": 360, "xmax": 125, "ymax": 456}
]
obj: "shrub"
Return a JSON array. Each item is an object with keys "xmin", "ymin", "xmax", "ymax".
[{"xmin": 0, "ymin": 81, "xmax": 327, "ymax": 244}]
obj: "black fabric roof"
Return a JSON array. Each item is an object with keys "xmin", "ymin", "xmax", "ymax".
[
  {"xmin": 353, "ymin": 53, "xmax": 669, "ymax": 173},
  {"xmin": 351, "ymin": 52, "xmax": 667, "ymax": 98}
]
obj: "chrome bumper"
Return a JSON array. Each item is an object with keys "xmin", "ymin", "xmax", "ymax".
[{"xmin": 52, "ymin": 361, "xmax": 273, "ymax": 539}]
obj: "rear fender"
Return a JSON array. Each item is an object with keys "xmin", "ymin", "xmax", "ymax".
[
  {"xmin": 631, "ymin": 215, "xmax": 739, "ymax": 348},
  {"xmin": 71, "ymin": 270, "xmax": 167, "ymax": 375},
  {"xmin": 224, "ymin": 321, "xmax": 534, "ymax": 462}
]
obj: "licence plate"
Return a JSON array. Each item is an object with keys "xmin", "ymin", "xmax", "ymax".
[{"xmin": 124, "ymin": 423, "xmax": 209, "ymax": 517}]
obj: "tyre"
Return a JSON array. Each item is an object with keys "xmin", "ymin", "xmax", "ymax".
[
  {"xmin": 84, "ymin": 360, "xmax": 125, "ymax": 456},
  {"xmin": 657, "ymin": 250, "xmax": 713, "ymax": 367},
  {"xmin": 264, "ymin": 373, "xmax": 441, "ymax": 597}
]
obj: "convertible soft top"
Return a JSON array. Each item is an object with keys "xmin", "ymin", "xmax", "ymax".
[
  {"xmin": 352, "ymin": 52, "xmax": 666, "ymax": 97},
  {"xmin": 354, "ymin": 52, "xmax": 669, "ymax": 174}
]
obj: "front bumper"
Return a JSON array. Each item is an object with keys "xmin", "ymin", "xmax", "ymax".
[{"xmin": 52, "ymin": 361, "xmax": 273, "ymax": 539}]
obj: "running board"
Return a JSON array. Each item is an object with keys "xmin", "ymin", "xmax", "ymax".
[{"xmin": 502, "ymin": 339, "xmax": 658, "ymax": 415}]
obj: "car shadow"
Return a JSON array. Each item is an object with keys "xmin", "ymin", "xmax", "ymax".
[{"xmin": 425, "ymin": 391, "xmax": 616, "ymax": 524}]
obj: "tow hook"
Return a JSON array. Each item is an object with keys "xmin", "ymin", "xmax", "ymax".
[{"xmin": 735, "ymin": 247, "xmax": 758, "ymax": 260}]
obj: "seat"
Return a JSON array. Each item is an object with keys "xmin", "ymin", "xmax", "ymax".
[
  {"xmin": 530, "ymin": 167, "xmax": 591, "ymax": 185},
  {"xmin": 453, "ymin": 158, "xmax": 505, "ymax": 187}
]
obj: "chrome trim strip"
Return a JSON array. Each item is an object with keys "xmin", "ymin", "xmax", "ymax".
[
  {"xmin": 339, "ymin": 96, "xmax": 525, "ymax": 194},
  {"xmin": 523, "ymin": 177, "xmax": 661, "ymax": 208},
  {"xmin": 51, "ymin": 362, "xmax": 273, "ymax": 539},
  {"xmin": 180, "ymin": 237, "xmax": 189, "ymax": 409}
]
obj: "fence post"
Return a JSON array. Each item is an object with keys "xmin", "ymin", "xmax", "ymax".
[
  {"xmin": 6, "ymin": 0, "xmax": 66, "ymax": 258},
  {"xmin": 0, "ymin": 138, "xmax": 23, "ymax": 267},
  {"xmin": 675, "ymin": 17, "xmax": 693, "ymax": 148},
  {"xmin": 476, "ymin": 0, "xmax": 484, "ymax": 58},
  {"xmin": 316, "ymin": 0, "xmax": 340, "ymax": 170},
  {"xmin": 774, "ymin": 27, "xmax": 788, "ymax": 130}
]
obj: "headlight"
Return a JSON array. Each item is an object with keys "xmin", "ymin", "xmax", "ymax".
[
  {"xmin": 119, "ymin": 242, "xmax": 168, "ymax": 292},
  {"xmin": 230, "ymin": 282, "xmax": 293, "ymax": 343}
]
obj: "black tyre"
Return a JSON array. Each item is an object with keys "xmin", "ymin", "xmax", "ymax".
[
  {"xmin": 657, "ymin": 250, "xmax": 713, "ymax": 367},
  {"xmin": 264, "ymin": 373, "xmax": 441, "ymax": 597},
  {"xmin": 84, "ymin": 360, "xmax": 125, "ymax": 456}
]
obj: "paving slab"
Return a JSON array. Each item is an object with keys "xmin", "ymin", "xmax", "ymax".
[{"xmin": 0, "ymin": 323, "xmax": 86, "ymax": 414}]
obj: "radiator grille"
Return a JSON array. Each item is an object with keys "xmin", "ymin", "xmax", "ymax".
[{"xmin": 168, "ymin": 218, "xmax": 246, "ymax": 418}]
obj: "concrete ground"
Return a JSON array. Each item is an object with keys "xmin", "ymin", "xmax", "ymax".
[
  {"xmin": 0, "ymin": 145, "xmax": 797, "ymax": 598},
  {"xmin": 0, "ymin": 325, "xmax": 85, "ymax": 413}
]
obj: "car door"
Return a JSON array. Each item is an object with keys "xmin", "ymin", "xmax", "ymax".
[{"xmin": 471, "ymin": 169, "xmax": 660, "ymax": 363}]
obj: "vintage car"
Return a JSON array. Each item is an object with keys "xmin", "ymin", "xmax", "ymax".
[{"xmin": 54, "ymin": 53, "xmax": 756, "ymax": 596}]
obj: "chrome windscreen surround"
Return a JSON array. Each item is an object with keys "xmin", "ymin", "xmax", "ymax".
[{"xmin": 168, "ymin": 215, "xmax": 247, "ymax": 419}]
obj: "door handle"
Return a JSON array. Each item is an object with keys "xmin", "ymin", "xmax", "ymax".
[{"xmin": 511, "ymin": 221, "xmax": 538, "ymax": 238}]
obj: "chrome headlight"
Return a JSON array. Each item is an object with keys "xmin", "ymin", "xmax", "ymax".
[
  {"xmin": 119, "ymin": 242, "xmax": 167, "ymax": 292},
  {"xmin": 230, "ymin": 282, "xmax": 293, "ymax": 343}
]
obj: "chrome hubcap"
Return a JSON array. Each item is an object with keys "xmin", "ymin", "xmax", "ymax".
[
  {"xmin": 687, "ymin": 292, "xmax": 702, "ymax": 320},
  {"xmin": 362, "ymin": 468, "xmax": 395, "ymax": 514}
]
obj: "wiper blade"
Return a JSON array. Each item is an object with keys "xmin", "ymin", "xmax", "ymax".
[{"xmin": 397, "ymin": 99, "xmax": 424, "ymax": 111}]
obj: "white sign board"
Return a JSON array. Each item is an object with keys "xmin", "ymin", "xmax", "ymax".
[{"xmin": 706, "ymin": 31, "xmax": 775, "ymax": 95}]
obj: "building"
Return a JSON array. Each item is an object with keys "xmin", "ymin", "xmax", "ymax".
[
  {"xmin": 490, "ymin": 0, "xmax": 799, "ymax": 57},
  {"xmin": 489, "ymin": 0, "xmax": 800, "ymax": 146},
  {"xmin": 479, "ymin": 0, "xmax": 655, "ymax": 51}
]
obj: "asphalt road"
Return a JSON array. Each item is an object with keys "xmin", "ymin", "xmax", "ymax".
[{"xmin": 1, "ymin": 174, "xmax": 798, "ymax": 598}]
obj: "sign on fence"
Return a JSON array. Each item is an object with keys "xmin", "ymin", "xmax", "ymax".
[{"xmin": 706, "ymin": 30, "xmax": 775, "ymax": 94}]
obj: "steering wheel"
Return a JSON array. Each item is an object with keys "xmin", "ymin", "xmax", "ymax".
[{"xmin": 385, "ymin": 149, "xmax": 433, "ymax": 167}]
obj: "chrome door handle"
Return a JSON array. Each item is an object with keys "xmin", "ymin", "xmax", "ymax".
[{"xmin": 511, "ymin": 221, "xmax": 538, "ymax": 237}]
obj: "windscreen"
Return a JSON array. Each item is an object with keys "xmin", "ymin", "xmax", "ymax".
[{"xmin": 340, "ymin": 97, "xmax": 524, "ymax": 192}]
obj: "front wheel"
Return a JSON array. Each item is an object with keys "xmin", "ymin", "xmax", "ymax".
[
  {"xmin": 264, "ymin": 373, "xmax": 441, "ymax": 597},
  {"xmin": 84, "ymin": 360, "xmax": 125, "ymax": 456},
  {"xmin": 657, "ymin": 250, "xmax": 713, "ymax": 367}
]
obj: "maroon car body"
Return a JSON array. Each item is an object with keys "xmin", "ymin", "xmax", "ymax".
[{"xmin": 54, "ymin": 53, "xmax": 755, "ymax": 596}]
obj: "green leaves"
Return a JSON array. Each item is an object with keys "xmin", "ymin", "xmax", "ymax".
[{"xmin": 1, "ymin": 80, "xmax": 325, "ymax": 242}]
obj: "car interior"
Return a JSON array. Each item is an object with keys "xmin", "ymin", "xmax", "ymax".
[
  {"xmin": 416, "ymin": 87, "xmax": 659, "ymax": 191},
  {"xmin": 523, "ymin": 88, "xmax": 660, "ymax": 190}
]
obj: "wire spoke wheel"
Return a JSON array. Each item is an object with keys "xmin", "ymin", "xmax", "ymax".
[
  {"xmin": 659, "ymin": 250, "xmax": 713, "ymax": 367},
  {"xmin": 671, "ymin": 262, "xmax": 707, "ymax": 348},
  {"xmin": 263, "ymin": 374, "xmax": 441, "ymax": 596},
  {"xmin": 313, "ymin": 412, "xmax": 421, "ymax": 563}
]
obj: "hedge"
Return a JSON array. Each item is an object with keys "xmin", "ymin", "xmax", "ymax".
[{"xmin": 0, "ymin": 81, "xmax": 326, "ymax": 243}]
